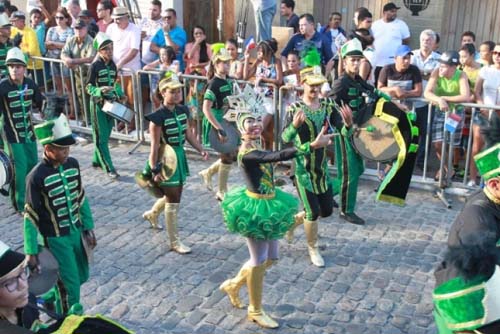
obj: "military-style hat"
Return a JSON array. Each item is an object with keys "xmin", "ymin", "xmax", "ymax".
[
  {"xmin": 474, "ymin": 143, "xmax": 500, "ymax": 181},
  {"xmin": 0, "ymin": 240, "xmax": 25, "ymax": 280},
  {"xmin": 341, "ymin": 38, "xmax": 364, "ymax": 58},
  {"xmin": 158, "ymin": 71, "xmax": 184, "ymax": 91},
  {"xmin": 6, "ymin": 47, "xmax": 27, "ymax": 66},
  {"xmin": 300, "ymin": 66, "xmax": 327, "ymax": 86},
  {"xmin": 93, "ymin": 32, "xmax": 112, "ymax": 50},
  {"xmin": 211, "ymin": 43, "xmax": 232, "ymax": 63},
  {"xmin": 34, "ymin": 114, "xmax": 76, "ymax": 146}
]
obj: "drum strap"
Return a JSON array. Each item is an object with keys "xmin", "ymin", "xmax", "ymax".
[{"xmin": 373, "ymin": 99, "xmax": 419, "ymax": 205}]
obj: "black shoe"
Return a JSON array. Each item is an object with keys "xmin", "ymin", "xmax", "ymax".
[
  {"xmin": 339, "ymin": 212, "xmax": 365, "ymax": 225},
  {"xmin": 108, "ymin": 171, "xmax": 120, "ymax": 179},
  {"xmin": 332, "ymin": 198, "xmax": 339, "ymax": 208}
]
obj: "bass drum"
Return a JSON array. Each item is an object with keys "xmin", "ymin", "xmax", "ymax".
[
  {"xmin": 0, "ymin": 149, "xmax": 13, "ymax": 188},
  {"xmin": 351, "ymin": 100, "xmax": 411, "ymax": 163}
]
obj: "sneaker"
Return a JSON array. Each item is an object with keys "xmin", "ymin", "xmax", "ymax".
[
  {"xmin": 467, "ymin": 180, "xmax": 478, "ymax": 187},
  {"xmin": 108, "ymin": 171, "xmax": 120, "ymax": 179},
  {"xmin": 339, "ymin": 212, "xmax": 365, "ymax": 225}
]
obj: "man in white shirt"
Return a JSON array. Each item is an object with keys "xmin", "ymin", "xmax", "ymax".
[
  {"xmin": 371, "ymin": 2, "xmax": 410, "ymax": 84},
  {"xmin": 106, "ymin": 6, "xmax": 141, "ymax": 131},
  {"xmin": 139, "ymin": 0, "xmax": 163, "ymax": 65}
]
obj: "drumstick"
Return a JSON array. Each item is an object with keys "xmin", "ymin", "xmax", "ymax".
[{"xmin": 357, "ymin": 125, "xmax": 376, "ymax": 132}]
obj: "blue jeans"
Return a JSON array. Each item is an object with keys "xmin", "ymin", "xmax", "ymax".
[{"xmin": 254, "ymin": 3, "xmax": 276, "ymax": 42}]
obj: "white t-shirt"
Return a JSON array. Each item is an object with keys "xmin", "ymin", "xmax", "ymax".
[
  {"xmin": 371, "ymin": 18, "xmax": 410, "ymax": 67},
  {"xmin": 106, "ymin": 22, "xmax": 142, "ymax": 73},
  {"xmin": 479, "ymin": 66, "xmax": 500, "ymax": 106},
  {"xmin": 139, "ymin": 17, "xmax": 163, "ymax": 64}
]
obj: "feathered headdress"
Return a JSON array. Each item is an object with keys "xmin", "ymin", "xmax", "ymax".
[
  {"xmin": 223, "ymin": 84, "xmax": 266, "ymax": 132},
  {"xmin": 299, "ymin": 47, "xmax": 327, "ymax": 86},
  {"xmin": 211, "ymin": 43, "xmax": 231, "ymax": 63}
]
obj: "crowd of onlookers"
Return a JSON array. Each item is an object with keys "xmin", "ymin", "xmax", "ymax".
[{"xmin": 3, "ymin": 0, "xmax": 499, "ymax": 186}]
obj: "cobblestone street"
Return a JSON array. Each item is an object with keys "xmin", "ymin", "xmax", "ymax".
[{"xmin": 0, "ymin": 140, "xmax": 464, "ymax": 334}]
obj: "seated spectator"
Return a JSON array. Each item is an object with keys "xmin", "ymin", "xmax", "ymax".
[
  {"xmin": 424, "ymin": 51, "xmax": 471, "ymax": 182},
  {"xmin": 280, "ymin": 13, "xmax": 333, "ymax": 73},
  {"xmin": 150, "ymin": 8, "xmax": 187, "ymax": 71},
  {"xmin": 472, "ymin": 43, "xmax": 500, "ymax": 185},
  {"xmin": 478, "ymin": 40, "xmax": 495, "ymax": 66},
  {"xmin": 46, "ymin": 7, "xmax": 74, "ymax": 116},
  {"xmin": 96, "ymin": 0, "xmax": 113, "ymax": 32},
  {"xmin": 280, "ymin": 0, "xmax": 299, "ymax": 34},
  {"xmin": 78, "ymin": 10, "xmax": 99, "ymax": 37},
  {"xmin": 226, "ymin": 38, "xmax": 243, "ymax": 79},
  {"xmin": 10, "ymin": 11, "xmax": 43, "ymax": 86},
  {"xmin": 244, "ymin": 38, "xmax": 282, "ymax": 150}
]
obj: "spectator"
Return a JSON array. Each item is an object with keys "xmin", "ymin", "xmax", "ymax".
[
  {"xmin": 0, "ymin": 13, "xmax": 12, "ymax": 78},
  {"xmin": 280, "ymin": 0, "xmax": 298, "ymax": 34},
  {"xmin": 107, "ymin": 6, "xmax": 141, "ymax": 132},
  {"xmin": 350, "ymin": 28, "xmax": 374, "ymax": 82},
  {"xmin": 411, "ymin": 29, "xmax": 440, "ymax": 168},
  {"xmin": 226, "ymin": 38, "xmax": 243, "ymax": 79},
  {"xmin": 353, "ymin": 7, "xmax": 372, "ymax": 30},
  {"xmin": 46, "ymin": 7, "xmax": 74, "ymax": 116},
  {"xmin": 139, "ymin": 0, "xmax": 163, "ymax": 65},
  {"xmin": 10, "ymin": 11, "xmax": 43, "ymax": 85},
  {"xmin": 371, "ymin": 2, "xmax": 410, "ymax": 84},
  {"xmin": 96, "ymin": 0, "xmax": 113, "ymax": 32},
  {"xmin": 150, "ymin": 8, "xmax": 187, "ymax": 71},
  {"xmin": 424, "ymin": 51, "xmax": 470, "ymax": 182},
  {"xmin": 459, "ymin": 43, "xmax": 481, "ymax": 95},
  {"xmin": 460, "ymin": 30, "xmax": 480, "ymax": 62},
  {"xmin": 280, "ymin": 13, "xmax": 333, "ymax": 72},
  {"xmin": 321, "ymin": 12, "xmax": 347, "ymax": 80},
  {"xmin": 478, "ymin": 40, "xmax": 495, "ymax": 66},
  {"xmin": 61, "ymin": 18, "xmax": 97, "ymax": 123},
  {"xmin": 64, "ymin": 0, "xmax": 80, "ymax": 29},
  {"xmin": 78, "ymin": 9, "xmax": 98, "ymax": 38},
  {"xmin": 433, "ymin": 32, "xmax": 441, "ymax": 53},
  {"xmin": 244, "ymin": 38, "xmax": 282, "ymax": 150},
  {"xmin": 471, "ymin": 43, "xmax": 500, "ymax": 185},
  {"xmin": 143, "ymin": 46, "xmax": 179, "ymax": 109},
  {"xmin": 251, "ymin": 0, "xmax": 276, "ymax": 42},
  {"xmin": 29, "ymin": 6, "xmax": 50, "ymax": 56}
]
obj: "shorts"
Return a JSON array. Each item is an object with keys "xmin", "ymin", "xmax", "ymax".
[
  {"xmin": 431, "ymin": 108, "xmax": 465, "ymax": 147},
  {"xmin": 472, "ymin": 111, "xmax": 489, "ymax": 127}
]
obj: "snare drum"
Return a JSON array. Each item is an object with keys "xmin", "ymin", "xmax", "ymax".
[
  {"xmin": 0, "ymin": 150, "xmax": 13, "ymax": 187},
  {"xmin": 102, "ymin": 101, "xmax": 134, "ymax": 124}
]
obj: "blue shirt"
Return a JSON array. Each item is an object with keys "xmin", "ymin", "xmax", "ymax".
[
  {"xmin": 151, "ymin": 25, "xmax": 187, "ymax": 70},
  {"xmin": 281, "ymin": 31, "xmax": 333, "ymax": 65},
  {"xmin": 33, "ymin": 22, "xmax": 47, "ymax": 55}
]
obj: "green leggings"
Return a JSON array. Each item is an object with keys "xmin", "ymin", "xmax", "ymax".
[
  {"xmin": 91, "ymin": 104, "xmax": 116, "ymax": 173},
  {"xmin": 5, "ymin": 141, "xmax": 38, "ymax": 212}
]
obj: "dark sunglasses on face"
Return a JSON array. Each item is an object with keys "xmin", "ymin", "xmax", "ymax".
[{"xmin": 55, "ymin": 16, "xmax": 65, "ymax": 20}]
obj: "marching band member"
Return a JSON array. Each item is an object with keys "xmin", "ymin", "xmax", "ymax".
[
  {"xmin": 86, "ymin": 32, "xmax": 125, "ymax": 179},
  {"xmin": 433, "ymin": 143, "xmax": 500, "ymax": 333},
  {"xmin": 282, "ymin": 53, "xmax": 352, "ymax": 267},
  {"xmin": 198, "ymin": 43, "xmax": 235, "ymax": 201},
  {"xmin": 219, "ymin": 95, "xmax": 334, "ymax": 328},
  {"xmin": 0, "ymin": 46, "xmax": 43, "ymax": 212},
  {"xmin": 24, "ymin": 114, "xmax": 95, "ymax": 314},
  {"xmin": 142, "ymin": 71, "xmax": 208, "ymax": 253}
]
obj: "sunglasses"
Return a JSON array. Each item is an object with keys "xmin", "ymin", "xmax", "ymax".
[
  {"xmin": 492, "ymin": 51, "xmax": 500, "ymax": 56},
  {"xmin": 55, "ymin": 16, "xmax": 65, "ymax": 20}
]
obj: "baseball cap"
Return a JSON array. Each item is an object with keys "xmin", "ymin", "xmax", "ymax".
[
  {"xmin": 394, "ymin": 45, "xmax": 413, "ymax": 57},
  {"xmin": 74, "ymin": 18, "xmax": 87, "ymax": 29},
  {"xmin": 10, "ymin": 11, "xmax": 26, "ymax": 20},
  {"xmin": 78, "ymin": 9, "xmax": 92, "ymax": 17},
  {"xmin": 383, "ymin": 2, "xmax": 401, "ymax": 11},
  {"xmin": 438, "ymin": 51, "xmax": 459, "ymax": 66}
]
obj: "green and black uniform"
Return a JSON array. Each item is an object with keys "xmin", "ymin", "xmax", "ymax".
[
  {"xmin": 24, "ymin": 155, "xmax": 94, "ymax": 313},
  {"xmin": 143, "ymin": 105, "xmax": 190, "ymax": 187},
  {"xmin": 0, "ymin": 76, "xmax": 43, "ymax": 212},
  {"xmin": 202, "ymin": 76, "xmax": 233, "ymax": 147},
  {"xmin": 330, "ymin": 74, "xmax": 370, "ymax": 215},
  {"xmin": 282, "ymin": 98, "xmax": 336, "ymax": 220},
  {"xmin": 86, "ymin": 55, "xmax": 124, "ymax": 173}
]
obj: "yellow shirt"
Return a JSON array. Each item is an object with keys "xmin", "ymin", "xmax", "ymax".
[{"xmin": 10, "ymin": 26, "xmax": 43, "ymax": 70}]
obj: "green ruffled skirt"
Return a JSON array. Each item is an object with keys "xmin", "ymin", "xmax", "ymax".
[{"xmin": 221, "ymin": 186, "xmax": 299, "ymax": 240}]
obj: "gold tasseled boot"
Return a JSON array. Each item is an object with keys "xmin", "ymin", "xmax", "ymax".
[
  {"xmin": 215, "ymin": 163, "xmax": 231, "ymax": 201},
  {"xmin": 198, "ymin": 159, "xmax": 221, "ymax": 191},
  {"xmin": 142, "ymin": 198, "xmax": 165, "ymax": 229},
  {"xmin": 304, "ymin": 219, "xmax": 325, "ymax": 267},
  {"xmin": 164, "ymin": 203, "xmax": 191, "ymax": 254},
  {"xmin": 219, "ymin": 262, "xmax": 250, "ymax": 309},
  {"xmin": 285, "ymin": 211, "xmax": 305, "ymax": 244},
  {"xmin": 247, "ymin": 263, "xmax": 279, "ymax": 328}
]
